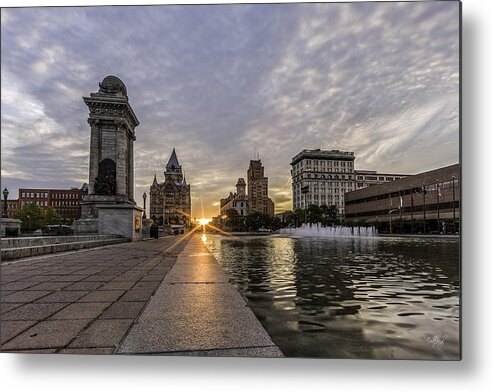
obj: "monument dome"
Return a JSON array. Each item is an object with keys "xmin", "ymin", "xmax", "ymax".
[{"xmin": 98, "ymin": 75, "xmax": 127, "ymax": 98}]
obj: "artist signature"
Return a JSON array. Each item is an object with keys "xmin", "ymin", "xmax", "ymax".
[{"xmin": 426, "ymin": 335, "xmax": 447, "ymax": 350}]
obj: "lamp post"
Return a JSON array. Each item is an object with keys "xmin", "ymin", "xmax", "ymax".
[
  {"xmin": 452, "ymin": 176, "xmax": 456, "ymax": 234},
  {"xmin": 301, "ymin": 184, "xmax": 309, "ymax": 225},
  {"xmin": 2, "ymin": 188, "xmax": 9, "ymax": 218},
  {"xmin": 436, "ymin": 179, "xmax": 440, "ymax": 234},
  {"xmin": 388, "ymin": 209, "xmax": 398, "ymax": 234},
  {"xmin": 27, "ymin": 214, "xmax": 31, "ymax": 233},
  {"xmin": 142, "ymin": 192, "xmax": 147, "ymax": 220}
]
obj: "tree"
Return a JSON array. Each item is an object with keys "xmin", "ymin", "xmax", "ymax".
[
  {"xmin": 320, "ymin": 204, "xmax": 339, "ymax": 226},
  {"xmin": 224, "ymin": 209, "xmax": 240, "ymax": 230},
  {"xmin": 270, "ymin": 216, "xmax": 282, "ymax": 231},
  {"xmin": 44, "ymin": 207, "xmax": 62, "ymax": 226},
  {"xmin": 245, "ymin": 211, "xmax": 272, "ymax": 231},
  {"xmin": 306, "ymin": 204, "xmax": 323, "ymax": 224},
  {"xmin": 13, "ymin": 204, "xmax": 45, "ymax": 231}
]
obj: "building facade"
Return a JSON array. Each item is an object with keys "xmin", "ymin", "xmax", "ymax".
[
  {"xmin": 354, "ymin": 170, "xmax": 408, "ymax": 189},
  {"xmin": 220, "ymin": 178, "xmax": 249, "ymax": 218},
  {"xmin": 291, "ymin": 149, "xmax": 356, "ymax": 216},
  {"xmin": 344, "ymin": 164, "xmax": 460, "ymax": 234},
  {"xmin": 247, "ymin": 159, "xmax": 274, "ymax": 216},
  {"xmin": 149, "ymin": 148, "xmax": 191, "ymax": 227},
  {"xmin": 291, "ymin": 149, "xmax": 410, "ymax": 216},
  {"xmin": 4, "ymin": 199, "xmax": 19, "ymax": 219},
  {"xmin": 16, "ymin": 185, "xmax": 88, "ymax": 222}
]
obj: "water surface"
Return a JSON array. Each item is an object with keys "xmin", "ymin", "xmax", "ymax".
[{"xmin": 204, "ymin": 234, "xmax": 460, "ymax": 359}]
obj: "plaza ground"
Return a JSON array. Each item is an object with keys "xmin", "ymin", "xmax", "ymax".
[{"xmin": 0, "ymin": 234, "xmax": 282, "ymax": 357}]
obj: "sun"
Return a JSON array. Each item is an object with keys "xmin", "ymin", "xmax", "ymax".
[{"xmin": 197, "ymin": 218, "xmax": 212, "ymax": 226}]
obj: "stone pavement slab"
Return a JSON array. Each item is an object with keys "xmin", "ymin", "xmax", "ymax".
[
  {"xmin": 49, "ymin": 302, "xmax": 111, "ymax": 320},
  {"xmin": 118, "ymin": 236, "xmax": 283, "ymax": 357},
  {"xmin": 1, "ymin": 235, "xmax": 188, "ymax": 353},
  {"xmin": 2, "ymin": 303, "xmax": 68, "ymax": 321},
  {"xmin": 67, "ymin": 319, "xmax": 134, "ymax": 349},
  {"xmin": 1, "ymin": 319, "xmax": 92, "ymax": 350}
]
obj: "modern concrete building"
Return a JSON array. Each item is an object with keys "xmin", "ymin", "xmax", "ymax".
[
  {"xmin": 149, "ymin": 148, "xmax": 191, "ymax": 227},
  {"xmin": 247, "ymin": 159, "xmax": 274, "ymax": 216},
  {"xmin": 17, "ymin": 185, "xmax": 88, "ymax": 222},
  {"xmin": 220, "ymin": 178, "xmax": 249, "ymax": 218},
  {"xmin": 344, "ymin": 163, "xmax": 460, "ymax": 234}
]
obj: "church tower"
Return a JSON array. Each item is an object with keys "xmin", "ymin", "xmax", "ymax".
[
  {"xmin": 149, "ymin": 148, "xmax": 191, "ymax": 228},
  {"xmin": 164, "ymin": 148, "xmax": 183, "ymax": 183}
]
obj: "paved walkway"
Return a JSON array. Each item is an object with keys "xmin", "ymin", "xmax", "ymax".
[
  {"xmin": 1, "ymin": 234, "xmax": 283, "ymax": 357},
  {"xmin": 1, "ymin": 235, "xmax": 188, "ymax": 353},
  {"xmin": 118, "ymin": 235, "xmax": 283, "ymax": 357}
]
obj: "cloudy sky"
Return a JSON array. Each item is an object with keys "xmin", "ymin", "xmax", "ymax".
[{"xmin": 1, "ymin": 1, "xmax": 460, "ymax": 217}]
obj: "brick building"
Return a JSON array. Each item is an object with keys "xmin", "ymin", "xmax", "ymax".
[
  {"xmin": 4, "ymin": 199, "xmax": 19, "ymax": 218},
  {"xmin": 17, "ymin": 184, "xmax": 88, "ymax": 222}
]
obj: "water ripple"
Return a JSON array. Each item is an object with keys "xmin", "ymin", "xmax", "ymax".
[{"xmin": 205, "ymin": 234, "xmax": 460, "ymax": 359}]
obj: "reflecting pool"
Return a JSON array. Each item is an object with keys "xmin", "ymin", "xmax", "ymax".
[{"xmin": 204, "ymin": 234, "xmax": 460, "ymax": 359}]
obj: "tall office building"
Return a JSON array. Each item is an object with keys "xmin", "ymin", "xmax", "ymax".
[
  {"xmin": 291, "ymin": 149, "xmax": 356, "ymax": 216},
  {"xmin": 247, "ymin": 160, "xmax": 274, "ymax": 216}
]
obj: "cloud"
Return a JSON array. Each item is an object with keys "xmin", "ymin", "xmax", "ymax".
[{"xmin": 1, "ymin": 2, "xmax": 459, "ymax": 216}]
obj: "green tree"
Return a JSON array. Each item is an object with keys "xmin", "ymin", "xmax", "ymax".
[
  {"xmin": 224, "ymin": 209, "xmax": 240, "ymax": 230},
  {"xmin": 320, "ymin": 204, "xmax": 339, "ymax": 226},
  {"xmin": 245, "ymin": 211, "xmax": 271, "ymax": 231},
  {"xmin": 270, "ymin": 216, "xmax": 282, "ymax": 231},
  {"xmin": 13, "ymin": 204, "xmax": 45, "ymax": 231},
  {"xmin": 306, "ymin": 204, "xmax": 323, "ymax": 224},
  {"xmin": 44, "ymin": 207, "xmax": 62, "ymax": 226}
]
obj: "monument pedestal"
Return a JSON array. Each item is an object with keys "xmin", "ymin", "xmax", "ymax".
[
  {"xmin": 72, "ymin": 75, "xmax": 143, "ymax": 242},
  {"xmin": 74, "ymin": 196, "xmax": 143, "ymax": 241},
  {"xmin": 1, "ymin": 218, "xmax": 21, "ymax": 237},
  {"xmin": 98, "ymin": 204, "xmax": 143, "ymax": 241}
]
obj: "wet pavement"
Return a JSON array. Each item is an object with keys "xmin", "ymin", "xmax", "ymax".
[
  {"xmin": 1, "ymin": 233, "xmax": 282, "ymax": 357},
  {"xmin": 1, "ymin": 235, "xmax": 187, "ymax": 353}
]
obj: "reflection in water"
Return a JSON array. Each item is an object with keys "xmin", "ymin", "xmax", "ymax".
[{"xmin": 204, "ymin": 234, "xmax": 460, "ymax": 359}]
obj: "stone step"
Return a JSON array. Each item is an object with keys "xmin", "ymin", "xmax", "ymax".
[
  {"xmin": 1, "ymin": 235, "xmax": 122, "ymax": 249},
  {"xmin": 1, "ymin": 237, "xmax": 129, "ymax": 261}
]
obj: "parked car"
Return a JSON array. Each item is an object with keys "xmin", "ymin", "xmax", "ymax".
[{"xmin": 43, "ymin": 225, "xmax": 74, "ymax": 236}]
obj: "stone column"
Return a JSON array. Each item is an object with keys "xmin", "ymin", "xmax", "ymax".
[
  {"xmin": 116, "ymin": 122, "xmax": 127, "ymax": 198},
  {"xmin": 88, "ymin": 120, "xmax": 100, "ymax": 195},
  {"xmin": 128, "ymin": 136, "xmax": 134, "ymax": 202}
]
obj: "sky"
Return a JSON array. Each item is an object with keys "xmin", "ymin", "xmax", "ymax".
[{"xmin": 1, "ymin": 1, "xmax": 460, "ymax": 218}]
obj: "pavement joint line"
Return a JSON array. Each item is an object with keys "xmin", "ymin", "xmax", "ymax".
[
  {"xmin": 166, "ymin": 282, "xmax": 232, "ymax": 285},
  {"xmin": 116, "ymin": 236, "xmax": 284, "ymax": 356},
  {"xmin": 1, "ymin": 236, "xmax": 186, "ymax": 351},
  {"xmin": 1, "ymin": 240, "xmax": 134, "ymax": 266},
  {"xmin": 0, "ymin": 301, "xmax": 78, "ymax": 347},
  {"xmin": 113, "ymin": 236, "xmax": 191, "ymax": 354},
  {"xmin": 1, "ymin": 235, "xmax": 179, "ymax": 266},
  {"xmin": 116, "ymin": 344, "xmax": 283, "ymax": 356}
]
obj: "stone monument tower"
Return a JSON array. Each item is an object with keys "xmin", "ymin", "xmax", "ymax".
[{"xmin": 73, "ymin": 75, "xmax": 143, "ymax": 240}]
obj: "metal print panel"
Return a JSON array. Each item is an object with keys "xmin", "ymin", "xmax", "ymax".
[{"xmin": 0, "ymin": 1, "xmax": 461, "ymax": 360}]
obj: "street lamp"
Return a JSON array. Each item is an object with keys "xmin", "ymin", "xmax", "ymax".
[
  {"xmin": 2, "ymin": 188, "xmax": 9, "ymax": 218},
  {"xmin": 388, "ymin": 208, "xmax": 398, "ymax": 234},
  {"xmin": 142, "ymin": 192, "xmax": 147, "ymax": 220}
]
